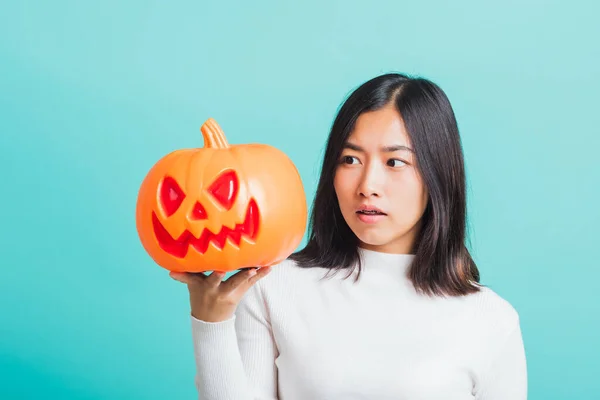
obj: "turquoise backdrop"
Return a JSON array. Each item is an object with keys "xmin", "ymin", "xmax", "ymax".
[{"xmin": 1, "ymin": 1, "xmax": 598, "ymax": 399}]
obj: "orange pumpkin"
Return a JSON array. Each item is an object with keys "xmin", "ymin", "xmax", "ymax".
[{"xmin": 135, "ymin": 118, "xmax": 307, "ymax": 273}]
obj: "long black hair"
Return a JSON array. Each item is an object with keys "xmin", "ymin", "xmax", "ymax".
[{"xmin": 289, "ymin": 73, "xmax": 481, "ymax": 297}]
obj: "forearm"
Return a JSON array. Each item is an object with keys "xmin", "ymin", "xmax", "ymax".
[{"xmin": 191, "ymin": 316, "xmax": 254, "ymax": 400}]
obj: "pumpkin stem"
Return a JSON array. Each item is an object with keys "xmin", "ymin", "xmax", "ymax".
[{"xmin": 200, "ymin": 118, "xmax": 230, "ymax": 149}]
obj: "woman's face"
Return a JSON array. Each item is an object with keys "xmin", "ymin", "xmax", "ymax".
[{"xmin": 333, "ymin": 104, "xmax": 429, "ymax": 254}]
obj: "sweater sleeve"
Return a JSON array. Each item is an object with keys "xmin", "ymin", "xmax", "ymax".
[
  {"xmin": 190, "ymin": 279, "xmax": 279, "ymax": 400},
  {"xmin": 475, "ymin": 321, "xmax": 528, "ymax": 399}
]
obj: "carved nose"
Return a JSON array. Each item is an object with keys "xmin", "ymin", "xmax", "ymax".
[{"xmin": 190, "ymin": 201, "xmax": 207, "ymax": 220}]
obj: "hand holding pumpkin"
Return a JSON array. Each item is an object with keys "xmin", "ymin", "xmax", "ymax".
[
  {"xmin": 136, "ymin": 118, "xmax": 306, "ymax": 320},
  {"xmin": 169, "ymin": 267, "xmax": 272, "ymax": 322}
]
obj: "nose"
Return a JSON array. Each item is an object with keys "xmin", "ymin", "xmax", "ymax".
[{"xmin": 357, "ymin": 163, "xmax": 383, "ymax": 198}]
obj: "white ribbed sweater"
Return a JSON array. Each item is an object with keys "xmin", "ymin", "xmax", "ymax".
[{"xmin": 190, "ymin": 248, "xmax": 527, "ymax": 399}]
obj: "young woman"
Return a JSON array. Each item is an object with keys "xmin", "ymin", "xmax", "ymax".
[{"xmin": 170, "ymin": 73, "xmax": 528, "ymax": 399}]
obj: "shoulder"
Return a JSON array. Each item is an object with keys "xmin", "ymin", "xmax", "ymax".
[
  {"xmin": 241, "ymin": 257, "xmax": 327, "ymax": 303},
  {"xmin": 236, "ymin": 257, "xmax": 332, "ymax": 326},
  {"xmin": 473, "ymin": 285, "xmax": 520, "ymax": 319},
  {"xmin": 458, "ymin": 285, "xmax": 522, "ymax": 338},
  {"xmin": 257, "ymin": 257, "xmax": 327, "ymax": 292}
]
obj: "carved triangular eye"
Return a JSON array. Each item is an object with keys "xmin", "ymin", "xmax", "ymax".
[
  {"xmin": 191, "ymin": 201, "xmax": 208, "ymax": 220},
  {"xmin": 160, "ymin": 176, "xmax": 185, "ymax": 216},
  {"xmin": 207, "ymin": 170, "xmax": 239, "ymax": 210}
]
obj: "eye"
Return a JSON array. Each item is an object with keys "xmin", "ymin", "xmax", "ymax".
[
  {"xmin": 208, "ymin": 170, "xmax": 239, "ymax": 210},
  {"xmin": 160, "ymin": 176, "xmax": 185, "ymax": 217},
  {"xmin": 387, "ymin": 159, "xmax": 407, "ymax": 168},
  {"xmin": 341, "ymin": 155, "xmax": 360, "ymax": 165}
]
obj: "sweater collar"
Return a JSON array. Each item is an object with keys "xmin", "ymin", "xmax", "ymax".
[{"xmin": 357, "ymin": 246, "xmax": 416, "ymax": 272}]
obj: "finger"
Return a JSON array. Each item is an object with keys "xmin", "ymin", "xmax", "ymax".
[
  {"xmin": 228, "ymin": 266, "xmax": 272, "ymax": 294},
  {"xmin": 206, "ymin": 271, "xmax": 226, "ymax": 286},
  {"xmin": 169, "ymin": 271, "xmax": 194, "ymax": 284},
  {"xmin": 247, "ymin": 266, "xmax": 272, "ymax": 286},
  {"xmin": 169, "ymin": 271, "xmax": 208, "ymax": 285},
  {"xmin": 220, "ymin": 268, "xmax": 259, "ymax": 292}
]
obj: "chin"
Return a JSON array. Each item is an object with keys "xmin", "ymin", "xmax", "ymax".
[
  {"xmin": 352, "ymin": 225, "xmax": 414, "ymax": 253},
  {"xmin": 353, "ymin": 229, "xmax": 392, "ymax": 247}
]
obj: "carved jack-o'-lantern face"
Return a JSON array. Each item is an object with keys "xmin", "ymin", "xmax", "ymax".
[
  {"xmin": 136, "ymin": 118, "xmax": 307, "ymax": 273},
  {"xmin": 153, "ymin": 168, "xmax": 259, "ymax": 258}
]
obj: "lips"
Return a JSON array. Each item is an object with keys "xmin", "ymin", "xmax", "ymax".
[
  {"xmin": 356, "ymin": 205, "xmax": 386, "ymax": 215},
  {"xmin": 152, "ymin": 199, "xmax": 260, "ymax": 258}
]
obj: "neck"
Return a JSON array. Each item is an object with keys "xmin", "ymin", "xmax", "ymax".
[
  {"xmin": 358, "ymin": 243, "xmax": 415, "ymax": 255},
  {"xmin": 357, "ymin": 246, "xmax": 415, "ymax": 274}
]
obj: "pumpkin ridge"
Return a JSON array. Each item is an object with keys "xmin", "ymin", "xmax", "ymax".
[{"xmin": 196, "ymin": 148, "xmax": 218, "ymax": 195}]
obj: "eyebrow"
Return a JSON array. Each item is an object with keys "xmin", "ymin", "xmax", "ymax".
[{"xmin": 343, "ymin": 142, "xmax": 414, "ymax": 153}]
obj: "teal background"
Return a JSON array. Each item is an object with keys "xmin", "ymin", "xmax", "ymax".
[{"xmin": 1, "ymin": 1, "xmax": 598, "ymax": 399}]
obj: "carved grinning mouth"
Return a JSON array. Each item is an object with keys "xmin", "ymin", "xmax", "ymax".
[{"xmin": 152, "ymin": 199, "xmax": 260, "ymax": 258}]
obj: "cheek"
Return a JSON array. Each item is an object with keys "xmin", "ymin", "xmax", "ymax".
[
  {"xmin": 389, "ymin": 174, "xmax": 428, "ymax": 218},
  {"xmin": 333, "ymin": 170, "xmax": 353, "ymax": 208}
]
